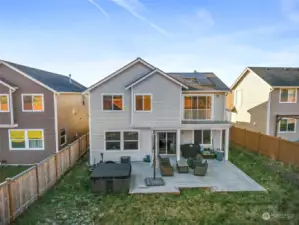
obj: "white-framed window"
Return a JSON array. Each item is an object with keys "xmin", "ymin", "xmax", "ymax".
[
  {"xmin": 134, "ymin": 94, "xmax": 152, "ymax": 112},
  {"xmin": 104, "ymin": 131, "xmax": 139, "ymax": 151},
  {"xmin": 60, "ymin": 128, "xmax": 67, "ymax": 146},
  {"xmin": 123, "ymin": 131, "xmax": 139, "ymax": 150},
  {"xmin": 9, "ymin": 129, "xmax": 44, "ymax": 150},
  {"xmin": 279, "ymin": 88, "xmax": 297, "ymax": 103},
  {"xmin": 233, "ymin": 89, "xmax": 242, "ymax": 107},
  {"xmin": 194, "ymin": 130, "xmax": 212, "ymax": 145},
  {"xmin": 102, "ymin": 94, "xmax": 123, "ymax": 111},
  {"xmin": 0, "ymin": 94, "xmax": 9, "ymax": 112},
  {"xmin": 184, "ymin": 95, "xmax": 212, "ymax": 120},
  {"xmin": 279, "ymin": 118, "xmax": 296, "ymax": 133},
  {"xmin": 22, "ymin": 94, "xmax": 44, "ymax": 112}
]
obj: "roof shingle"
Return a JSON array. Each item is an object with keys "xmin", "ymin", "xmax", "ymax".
[{"xmin": 2, "ymin": 61, "xmax": 86, "ymax": 92}]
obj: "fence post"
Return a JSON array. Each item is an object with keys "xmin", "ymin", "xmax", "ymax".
[
  {"xmin": 68, "ymin": 144, "xmax": 72, "ymax": 167},
  {"xmin": 55, "ymin": 153, "xmax": 59, "ymax": 180},
  {"xmin": 6, "ymin": 178, "xmax": 14, "ymax": 222},
  {"xmin": 35, "ymin": 164, "xmax": 40, "ymax": 196},
  {"xmin": 85, "ymin": 134, "xmax": 88, "ymax": 152},
  {"xmin": 243, "ymin": 129, "xmax": 247, "ymax": 148},
  {"xmin": 78, "ymin": 136, "xmax": 82, "ymax": 156}
]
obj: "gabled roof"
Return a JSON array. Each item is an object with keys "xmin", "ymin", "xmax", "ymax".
[
  {"xmin": 249, "ymin": 67, "xmax": 299, "ymax": 87},
  {"xmin": 125, "ymin": 69, "xmax": 188, "ymax": 90},
  {"xmin": 231, "ymin": 67, "xmax": 299, "ymax": 89},
  {"xmin": 0, "ymin": 60, "xmax": 86, "ymax": 93},
  {"xmin": 83, "ymin": 58, "xmax": 156, "ymax": 93},
  {"xmin": 169, "ymin": 72, "xmax": 230, "ymax": 91}
]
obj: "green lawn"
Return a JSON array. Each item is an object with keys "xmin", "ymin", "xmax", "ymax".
[
  {"xmin": 0, "ymin": 165, "xmax": 30, "ymax": 183},
  {"xmin": 13, "ymin": 146, "xmax": 299, "ymax": 225}
]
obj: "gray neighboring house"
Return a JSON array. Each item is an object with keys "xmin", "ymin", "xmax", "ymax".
[
  {"xmin": 0, "ymin": 60, "xmax": 88, "ymax": 164},
  {"xmin": 230, "ymin": 67, "xmax": 299, "ymax": 141},
  {"xmin": 83, "ymin": 58, "xmax": 231, "ymax": 164}
]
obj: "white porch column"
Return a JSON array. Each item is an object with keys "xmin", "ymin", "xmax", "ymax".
[
  {"xmin": 224, "ymin": 128, "xmax": 230, "ymax": 160},
  {"xmin": 220, "ymin": 129, "xmax": 223, "ymax": 151},
  {"xmin": 176, "ymin": 129, "xmax": 181, "ymax": 161},
  {"xmin": 154, "ymin": 131, "xmax": 159, "ymax": 167}
]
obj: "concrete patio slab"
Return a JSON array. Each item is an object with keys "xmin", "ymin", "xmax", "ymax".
[{"xmin": 129, "ymin": 157, "xmax": 265, "ymax": 194}]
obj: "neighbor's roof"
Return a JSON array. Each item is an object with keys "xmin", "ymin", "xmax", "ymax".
[
  {"xmin": 248, "ymin": 67, "xmax": 299, "ymax": 86},
  {"xmin": 1, "ymin": 60, "xmax": 86, "ymax": 92},
  {"xmin": 169, "ymin": 72, "xmax": 230, "ymax": 91}
]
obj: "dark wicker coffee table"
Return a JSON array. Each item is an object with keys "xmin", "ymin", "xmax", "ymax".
[{"xmin": 176, "ymin": 159, "xmax": 189, "ymax": 173}]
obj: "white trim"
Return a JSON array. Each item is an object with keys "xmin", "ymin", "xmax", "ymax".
[
  {"xmin": 101, "ymin": 93, "xmax": 124, "ymax": 112},
  {"xmin": 8, "ymin": 129, "xmax": 45, "ymax": 150},
  {"xmin": 21, "ymin": 93, "xmax": 44, "ymax": 112},
  {"xmin": 223, "ymin": 93, "xmax": 227, "ymax": 121},
  {"xmin": 88, "ymin": 94, "xmax": 92, "ymax": 164},
  {"xmin": 279, "ymin": 88, "xmax": 297, "ymax": 103},
  {"xmin": 220, "ymin": 129, "xmax": 223, "ymax": 150},
  {"xmin": 60, "ymin": 128, "xmax": 67, "ymax": 146},
  {"xmin": 131, "ymin": 87, "xmax": 134, "ymax": 125},
  {"xmin": 53, "ymin": 93, "xmax": 59, "ymax": 153},
  {"xmin": 176, "ymin": 129, "xmax": 181, "ymax": 161},
  {"xmin": 266, "ymin": 88, "xmax": 273, "ymax": 135},
  {"xmin": 183, "ymin": 90, "xmax": 229, "ymax": 93},
  {"xmin": 182, "ymin": 94, "xmax": 214, "ymax": 121},
  {"xmin": 273, "ymin": 86, "xmax": 299, "ymax": 88},
  {"xmin": 0, "ymin": 124, "xmax": 18, "ymax": 128},
  {"xmin": 0, "ymin": 80, "xmax": 17, "ymax": 91},
  {"xmin": 125, "ymin": 69, "xmax": 188, "ymax": 90},
  {"xmin": 83, "ymin": 58, "xmax": 156, "ymax": 94},
  {"xmin": 104, "ymin": 130, "xmax": 140, "ymax": 151},
  {"xmin": 0, "ymin": 61, "xmax": 58, "ymax": 94},
  {"xmin": 134, "ymin": 93, "xmax": 152, "ymax": 112},
  {"xmin": 224, "ymin": 128, "xmax": 229, "ymax": 160},
  {"xmin": 0, "ymin": 94, "xmax": 9, "ymax": 112},
  {"xmin": 9, "ymin": 90, "xmax": 14, "ymax": 124},
  {"xmin": 192, "ymin": 130, "xmax": 195, "ymax": 144},
  {"xmin": 230, "ymin": 67, "xmax": 271, "ymax": 90},
  {"xmin": 278, "ymin": 118, "xmax": 297, "ymax": 133}
]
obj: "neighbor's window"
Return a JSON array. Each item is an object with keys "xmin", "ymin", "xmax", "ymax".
[
  {"xmin": 280, "ymin": 88, "xmax": 296, "ymax": 103},
  {"xmin": 0, "ymin": 95, "xmax": 9, "ymax": 112},
  {"xmin": 279, "ymin": 118, "xmax": 296, "ymax": 132},
  {"xmin": 60, "ymin": 128, "xmax": 67, "ymax": 146},
  {"xmin": 105, "ymin": 132, "xmax": 121, "ymax": 150},
  {"xmin": 184, "ymin": 96, "xmax": 211, "ymax": 120},
  {"xmin": 22, "ymin": 94, "xmax": 44, "ymax": 111},
  {"xmin": 103, "ymin": 95, "xmax": 123, "ymax": 111},
  {"xmin": 194, "ymin": 130, "xmax": 212, "ymax": 145},
  {"xmin": 135, "ymin": 95, "xmax": 151, "ymax": 111},
  {"xmin": 9, "ymin": 129, "xmax": 44, "ymax": 150},
  {"xmin": 123, "ymin": 131, "xmax": 138, "ymax": 150}
]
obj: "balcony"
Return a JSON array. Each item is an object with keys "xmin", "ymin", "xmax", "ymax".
[{"xmin": 183, "ymin": 109, "xmax": 211, "ymax": 120}]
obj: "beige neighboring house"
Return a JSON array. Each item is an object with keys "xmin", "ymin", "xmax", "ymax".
[{"xmin": 228, "ymin": 67, "xmax": 299, "ymax": 141}]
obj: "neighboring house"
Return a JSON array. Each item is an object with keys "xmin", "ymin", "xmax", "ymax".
[
  {"xmin": 0, "ymin": 60, "xmax": 89, "ymax": 164},
  {"xmin": 228, "ymin": 67, "xmax": 299, "ymax": 141},
  {"xmin": 83, "ymin": 58, "xmax": 231, "ymax": 164}
]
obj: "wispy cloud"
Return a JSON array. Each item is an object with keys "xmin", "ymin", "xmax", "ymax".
[
  {"xmin": 87, "ymin": 0, "xmax": 110, "ymax": 19},
  {"xmin": 109, "ymin": 0, "xmax": 168, "ymax": 35},
  {"xmin": 281, "ymin": 0, "xmax": 299, "ymax": 22},
  {"xmin": 196, "ymin": 8, "xmax": 214, "ymax": 26}
]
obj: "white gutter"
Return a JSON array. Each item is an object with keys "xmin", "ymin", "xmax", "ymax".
[{"xmin": 266, "ymin": 88, "xmax": 274, "ymax": 135}]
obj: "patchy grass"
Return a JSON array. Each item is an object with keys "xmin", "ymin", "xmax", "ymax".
[
  {"xmin": 0, "ymin": 165, "xmax": 30, "ymax": 183},
  {"xmin": 13, "ymin": 147, "xmax": 299, "ymax": 225}
]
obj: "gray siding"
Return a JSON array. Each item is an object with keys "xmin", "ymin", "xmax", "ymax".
[
  {"xmin": 132, "ymin": 72, "xmax": 181, "ymax": 127},
  {"xmin": 269, "ymin": 88, "xmax": 299, "ymax": 141}
]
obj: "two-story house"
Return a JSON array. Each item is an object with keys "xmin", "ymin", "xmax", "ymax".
[
  {"xmin": 0, "ymin": 60, "xmax": 89, "ymax": 164},
  {"xmin": 84, "ymin": 58, "xmax": 231, "ymax": 164},
  {"xmin": 228, "ymin": 67, "xmax": 299, "ymax": 141}
]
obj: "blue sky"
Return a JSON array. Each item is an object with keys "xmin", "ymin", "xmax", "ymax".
[{"xmin": 1, "ymin": 0, "xmax": 299, "ymax": 87}]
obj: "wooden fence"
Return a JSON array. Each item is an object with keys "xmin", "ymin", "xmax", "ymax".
[
  {"xmin": 0, "ymin": 133, "xmax": 89, "ymax": 224},
  {"xmin": 230, "ymin": 126, "xmax": 299, "ymax": 166}
]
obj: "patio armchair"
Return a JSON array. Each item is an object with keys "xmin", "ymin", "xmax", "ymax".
[
  {"xmin": 158, "ymin": 155, "xmax": 174, "ymax": 176},
  {"xmin": 193, "ymin": 159, "xmax": 208, "ymax": 176}
]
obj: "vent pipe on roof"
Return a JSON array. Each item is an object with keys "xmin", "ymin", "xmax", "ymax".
[
  {"xmin": 194, "ymin": 70, "xmax": 197, "ymax": 73},
  {"xmin": 69, "ymin": 74, "xmax": 72, "ymax": 83}
]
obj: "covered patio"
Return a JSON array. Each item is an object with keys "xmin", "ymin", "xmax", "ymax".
[{"xmin": 129, "ymin": 156, "xmax": 265, "ymax": 194}]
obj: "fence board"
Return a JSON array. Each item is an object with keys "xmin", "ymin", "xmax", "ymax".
[
  {"xmin": 80, "ymin": 135, "xmax": 87, "ymax": 156},
  {"xmin": 244, "ymin": 130, "xmax": 259, "ymax": 152},
  {"xmin": 37, "ymin": 155, "xmax": 57, "ymax": 195},
  {"xmin": 9, "ymin": 167, "xmax": 38, "ymax": 219},
  {"xmin": 0, "ymin": 182, "xmax": 10, "ymax": 224},
  {"xmin": 58, "ymin": 147, "xmax": 71, "ymax": 176},
  {"xmin": 278, "ymin": 140, "xmax": 299, "ymax": 166},
  {"xmin": 70, "ymin": 140, "xmax": 80, "ymax": 166}
]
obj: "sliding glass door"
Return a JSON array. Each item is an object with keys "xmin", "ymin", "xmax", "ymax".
[{"xmin": 157, "ymin": 132, "xmax": 176, "ymax": 155}]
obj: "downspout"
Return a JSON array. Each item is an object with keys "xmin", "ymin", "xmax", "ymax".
[
  {"xmin": 266, "ymin": 88, "xmax": 274, "ymax": 135},
  {"xmin": 130, "ymin": 87, "xmax": 134, "ymax": 127}
]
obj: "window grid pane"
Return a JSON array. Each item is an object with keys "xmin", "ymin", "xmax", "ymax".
[
  {"xmin": 113, "ymin": 95, "xmax": 123, "ymax": 110},
  {"xmin": 288, "ymin": 89, "xmax": 296, "ymax": 102},
  {"xmin": 33, "ymin": 96, "xmax": 43, "ymax": 111},
  {"xmin": 183, "ymin": 96, "xmax": 211, "ymax": 119},
  {"xmin": 135, "ymin": 95, "xmax": 143, "ymax": 111},
  {"xmin": 143, "ymin": 95, "xmax": 151, "ymax": 111},
  {"xmin": 103, "ymin": 96, "xmax": 112, "ymax": 110},
  {"xmin": 279, "ymin": 119, "xmax": 287, "ymax": 132},
  {"xmin": 23, "ymin": 96, "xmax": 33, "ymax": 110},
  {"xmin": 0, "ymin": 96, "xmax": 8, "ymax": 111}
]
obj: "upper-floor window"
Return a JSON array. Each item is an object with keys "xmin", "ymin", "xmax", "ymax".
[
  {"xmin": 135, "ymin": 94, "xmax": 152, "ymax": 111},
  {"xmin": 60, "ymin": 128, "xmax": 67, "ymax": 146},
  {"xmin": 9, "ymin": 129, "xmax": 44, "ymax": 150},
  {"xmin": 102, "ymin": 94, "xmax": 123, "ymax": 111},
  {"xmin": 280, "ymin": 88, "xmax": 296, "ymax": 103},
  {"xmin": 0, "ymin": 94, "xmax": 9, "ymax": 112},
  {"xmin": 234, "ymin": 89, "xmax": 242, "ymax": 107},
  {"xmin": 22, "ymin": 94, "xmax": 44, "ymax": 112},
  {"xmin": 184, "ymin": 95, "xmax": 212, "ymax": 120},
  {"xmin": 279, "ymin": 118, "xmax": 296, "ymax": 133}
]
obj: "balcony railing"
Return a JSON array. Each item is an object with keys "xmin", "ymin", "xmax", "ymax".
[{"xmin": 183, "ymin": 109, "xmax": 211, "ymax": 120}]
